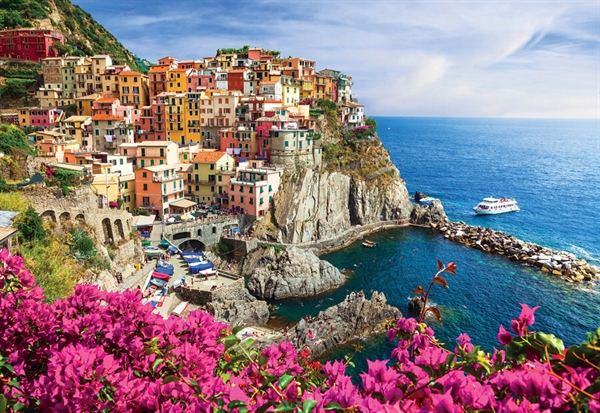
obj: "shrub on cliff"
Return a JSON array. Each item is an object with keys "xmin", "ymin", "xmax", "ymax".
[{"xmin": 0, "ymin": 251, "xmax": 598, "ymax": 412}]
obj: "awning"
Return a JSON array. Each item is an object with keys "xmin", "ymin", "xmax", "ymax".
[
  {"xmin": 170, "ymin": 199, "xmax": 197, "ymax": 209},
  {"xmin": 133, "ymin": 215, "xmax": 156, "ymax": 228}
]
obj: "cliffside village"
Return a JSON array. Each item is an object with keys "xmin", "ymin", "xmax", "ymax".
[{"xmin": 1, "ymin": 33, "xmax": 367, "ymax": 222}]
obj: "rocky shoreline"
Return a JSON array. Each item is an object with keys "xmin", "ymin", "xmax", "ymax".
[{"xmin": 433, "ymin": 220, "xmax": 600, "ymax": 283}]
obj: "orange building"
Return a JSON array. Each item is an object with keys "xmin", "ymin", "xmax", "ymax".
[{"xmin": 135, "ymin": 164, "xmax": 185, "ymax": 218}]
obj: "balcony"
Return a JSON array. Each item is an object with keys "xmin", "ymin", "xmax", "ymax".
[
  {"xmin": 162, "ymin": 186, "xmax": 184, "ymax": 196},
  {"xmin": 186, "ymin": 179, "xmax": 216, "ymax": 185},
  {"xmin": 153, "ymin": 173, "xmax": 183, "ymax": 183}
]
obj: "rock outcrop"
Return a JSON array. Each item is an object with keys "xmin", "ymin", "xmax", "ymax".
[
  {"xmin": 411, "ymin": 199, "xmax": 448, "ymax": 227},
  {"xmin": 206, "ymin": 291, "xmax": 270, "ymax": 327},
  {"xmin": 285, "ymin": 291, "xmax": 401, "ymax": 357},
  {"xmin": 437, "ymin": 221, "xmax": 600, "ymax": 283},
  {"xmin": 258, "ymin": 165, "xmax": 412, "ymax": 244},
  {"xmin": 205, "ymin": 280, "xmax": 270, "ymax": 327},
  {"xmin": 245, "ymin": 246, "xmax": 346, "ymax": 299}
]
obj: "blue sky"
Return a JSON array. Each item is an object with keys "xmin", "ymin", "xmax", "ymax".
[{"xmin": 71, "ymin": 0, "xmax": 598, "ymax": 118}]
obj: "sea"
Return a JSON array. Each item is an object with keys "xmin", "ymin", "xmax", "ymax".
[{"xmin": 269, "ymin": 117, "xmax": 600, "ymax": 378}]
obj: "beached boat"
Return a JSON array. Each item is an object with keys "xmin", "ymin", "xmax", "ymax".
[
  {"xmin": 473, "ymin": 197, "xmax": 520, "ymax": 215},
  {"xmin": 362, "ymin": 240, "xmax": 378, "ymax": 247}
]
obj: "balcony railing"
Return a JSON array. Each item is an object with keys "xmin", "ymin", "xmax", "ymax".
[
  {"xmin": 185, "ymin": 179, "xmax": 216, "ymax": 185},
  {"xmin": 153, "ymin": 173, "xmax": 183, "ymax": 183}
]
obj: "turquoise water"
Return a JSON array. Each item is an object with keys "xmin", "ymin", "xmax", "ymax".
[{"xmin": 270, "ymin": 117, "xmax": 600, "ymax": 376}]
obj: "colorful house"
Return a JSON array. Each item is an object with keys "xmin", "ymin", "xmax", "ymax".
[
  {"xmin": 28, "ymin": 107, "xmax": 61, "ymax": 128},
  {"xmin": 229, "ymin": 161, "xmax": 283, "ymax": 217},
  {"xmin": 120, "ymin": 141, "xmax": 179, "ymax": 169},
  {"xmin": 0, "ymin": 28, "xmax": 66, "ymax": 61},
  {"xmin": 28, "ymin": 130, "xmax": 78, "ymax": 162},
  {"xmin": 190, "ymin": 151, "xmax": 235, "ymax": 203},
  {"xmin": 119, "ymin": 71, "xmax": 149, "ymax": 109},
  {"xmin": 135, "ymin": 165, "xmax": 185, "ymax": 218}
]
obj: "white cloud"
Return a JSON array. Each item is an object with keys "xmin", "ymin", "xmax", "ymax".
[{"xmin": 73, "ymin": 0, "xmax": 598, "ymax": 118}]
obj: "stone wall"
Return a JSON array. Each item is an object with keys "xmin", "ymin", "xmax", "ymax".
[
  {"xmin": 165, "ymin": 216, "xmax": 244, "ymax": 249},
  {"xmin": 221, "ymin": 238, "xmax": 258, "ymax": 262}
]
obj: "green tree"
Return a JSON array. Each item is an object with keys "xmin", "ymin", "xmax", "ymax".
[
  {"xmin": 0, "ymin": 79, "xmax": 31, "ymax": 100},
  {"xmin": 14, "ymin": 205, "xmax": 46, "ymax": 243},
  {"xmin": 0, "ymin": 175, "xmax": 15, "ymax": 193},
  {"xmin": 0, "ymin": 123, "xmax": 31, "ymax": 156},
  {"xmin": 0, "ymin": 10, "xmax": 24, "ymax": 28},
  {"xmin": 365, "ymin": 117, "xmax": 378, "ymax": 132}
]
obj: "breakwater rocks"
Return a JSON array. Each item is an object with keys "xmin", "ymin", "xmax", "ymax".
[
  {"xmin": 436, "ymin": 221, "xmax": 600, "ymax": 283},
  {"xmin": 245, "ymin": 246, "xmax": 346, "ymax": 299}
]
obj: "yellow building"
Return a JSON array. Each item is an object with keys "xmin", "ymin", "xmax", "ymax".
[
  {"xmin": 119, "ymin": 173, "xmax": 136, "ymax": 211},
  {"xmin": 185, "ymin": 92, "xmax": 201, "ymax": 143},
  {"xmin": 75, "ymin": 94, "xmax": 101, "ymax": 116},
  {"xmin": 164, "ymin": 92, "xmax": 186, "ymax": 145},
  {"xmin": 118, "ymin": 71, "xmax": 149, "ymax": 109},
  {"xmin": 59, "ymin": 115, "xmax": 92, "ymax": 148},
  {"xmin": 166, "ymin": 68, "xmax": 191, "ymax": 93},
  {"xmin": 75, "ymin": 59, "xmax": 93, "ymax": 97},
  {"xmin": 190, "ymin": 151, "xmax": 235, "ymax": 203},
  {"xmin": 18, "ymin": 108, "xmax": 31, "ymax": 127},
  {"xmin": 282, "ymin": 84, "xmax": 300, "ymax": 106},
  {"xmin": 91, "ymin": 171, "xmax": 121, "ymax": 208},
  {"xmin": 300, "ymin": 77, "xmax": 315, "ymax": 101}
]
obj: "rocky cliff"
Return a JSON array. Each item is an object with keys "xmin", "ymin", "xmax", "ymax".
[
  {"xmin": 255, "ymin": 163, "xmax": 412, "ymax": 245},
  {"xmin": 410, "ymin": 199, "xmax": 449, "ymax": 227},
  {"xmin": 245, "ymin": 246, "xmax": 346, "ymax": 299},
  {"xmin": 206, "ymin": 288, "xmax": 270, "ymax": 327}
]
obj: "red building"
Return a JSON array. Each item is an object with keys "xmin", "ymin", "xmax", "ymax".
[
  {"xmin": 227, "ymin": 69, "xmax": 246, "ymax": 93},
  {"xmin": 0, "ymin": 29, "xmax": 65, "ymax": 62}
]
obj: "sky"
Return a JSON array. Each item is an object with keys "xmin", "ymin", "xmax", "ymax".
[{"xmin": 71, "ymin": 0, "xmax": 599, "ymax": 118}]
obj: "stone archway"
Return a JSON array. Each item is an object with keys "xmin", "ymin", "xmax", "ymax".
[
  {"xmin": 172, "ymin": 231, "xmax": 191, "ymax": 240},
  {"xmin": 101, "ymin": 218, "xmax": 114, "ymax": 244},
  {"xmin": 41, "ymin": 210, "xmax": 57, "ymax": 223},
  {"xmin": 114, "ymin": 219, "xmax": 125, "ymax": 240},
  {"xmin": 178, "ymin": 239, "xmax": 206, "ymax": 252},
  {"xmin": 59, "ymin": 212, "xmax": 71, "ymax": 222},
  {"xmin": 75, "ymin": 213, "xmax": 86, "ymax": 223}
]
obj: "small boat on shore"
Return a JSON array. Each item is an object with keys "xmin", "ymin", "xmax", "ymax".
[
  {"xmin": 473, "ymin": 197, "xmax": 519, "ymax": 215},
  {"xmin": 362, "ymin": 240, "xmax": 378, "ymax": 247}
]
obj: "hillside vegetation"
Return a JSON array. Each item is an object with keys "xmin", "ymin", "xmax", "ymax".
[{"xmin": 0, "ymin": 0, "xmax": 149, "ymax": 72}]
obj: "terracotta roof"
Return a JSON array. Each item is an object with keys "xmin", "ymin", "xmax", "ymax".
[
  {"xmin": 92, "ymin": 114, "xmax": 124, "ymax": 121},
  {"xmin": 96, "ymin": 97, "xmax": 117, "ymax": 103},
  {"xmin": 193, "ymin": 151, "xmax": 228, "ymax": 163},
  {"xmin": 149, "ymin": 66, "xmax": 170, "ymax": 73},
  {"xmin": 120, "ymin": 71, "xmax": 143, "ymax": 76}
]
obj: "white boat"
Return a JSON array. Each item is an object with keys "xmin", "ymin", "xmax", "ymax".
[{"xmin": 473, "ymin": 197, "xmax": 520, "ymax": 215}]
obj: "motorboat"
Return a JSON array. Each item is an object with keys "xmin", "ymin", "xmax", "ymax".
[
  {"xmin": 473, "ymin": 197, "xmax": 519, "ymax": 215},
  {"xmin": 362, "ymin": 240, "xmax": 378, "ymax": 247}
]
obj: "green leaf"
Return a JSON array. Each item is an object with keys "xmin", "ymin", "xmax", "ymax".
[
  {"xmin": 259, "ymin": 355, "xmax": 269, "ymax": 366},
  {"xmin": 585, "ymin": 379, "xmax": 600, "ymax": 395},
  {"xmin": 221, "ymin": 373, "xmax": 231, "ymax": 384},
  {"xmin": 273, "ymin": 402, "xmax": 297, "ymax": 412},
  {"xmin": 228, "ymin": 400, "xmax": 248, "ymax": 410},
  {"xmin": 232, "ymin": 326, "xmax": 244, "ymax": 335},
  {"xmin": 324, "ymin": 402, "xmax": 344, "ymax": 411},
  {"xmin": 13, "ymin": 403, "xmax": 25, "ymax": 412},
  {"xmin": 278, "ymin": 374, "xmax": 294, "ymax": 390},
  {"xmin": 416, "ymin": 364, "xmax": 435, "ymax": 379},
  {"xmin": 162, "ymin": 375, "xmax": 179, "ymax": 384},
  {"xmin": 152, "ymin": 358, "xmax": 163, "ymax": 371},
  {"xmin": 302, "ymin": 400, "xmax": 318, "ymax": 413},
  {"xmin": 399, "ymin": 370, "xmax": 419, "ymax": 385},
  {"xmin": 256, "ymin": 401, "xmax": 277, "ymax": 413},
  {"xmin": 0, "ymin": 394, "xmax": 7, "ymax": 413}
]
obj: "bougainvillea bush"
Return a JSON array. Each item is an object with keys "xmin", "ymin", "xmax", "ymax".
[{"xmin": 0, "ymin": 250, "xmax": 599, "ymax": 412}]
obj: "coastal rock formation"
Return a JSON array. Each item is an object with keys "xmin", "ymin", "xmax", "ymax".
[
  {"xmin": 408, "ymin": 296, "xmax": 425, "ymax": 315},
  {"xmin": 414, "ymin": 191, "xmax": 428, "ymax": 202},
  {"xmin": 437, "ymin": 221, "xmax": 600, "ymax": 283},
  {"xmin": 255, "ymin": 166, "xmax": 412, "ymax": 244},
  {"xmin": 206, "ymin": 295, "xmax": 269, "ymax": 327},
  {"xmin": 286, "ymin": 291, "xmax": 401, "ymax": 357},
  {"xmin": 205, "ymin": 282, "xmax": 270, "ymax": 327},
  {"xmin": 411, "ymin": 199, "xmax": 449, "ymax": 227},
  {"xmin": 246, "ymin": 246, "xmax": 346, "ymax": 299}
]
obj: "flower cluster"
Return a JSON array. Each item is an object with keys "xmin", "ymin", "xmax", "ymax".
[{"xmin": 0, "ymin": 249, "xmax": 598, "ymax": 412}]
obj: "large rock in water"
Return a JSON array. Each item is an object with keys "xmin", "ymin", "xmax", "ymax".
[
  {"xmin": 286, "ymin": 291, "xmax": 401, "ymax": 357},
  {"xmin": 246, "ymin": 246, "xmax": 346, "ymax": 299},
  {"xmin": 411, "ymin": 199, "xmax": 448, "ymax": 226},
  {"xmin": 206, "ymin": 286, "xmax": 269, "ymax": 327}
]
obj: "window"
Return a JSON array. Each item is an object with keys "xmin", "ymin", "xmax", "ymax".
[
  {"xmin": 240, "ymin": 196, "xmax": 244, "ymax": 203},
  {"xmin": 143, "ymin": 184, "xmax": 147, "ymax": 190},
  {"xmin": 249, "ymin": 198, "xmax": 253, "ymax": 205},
  {"xmin": 218, "ymin": 175, "xmax": 222, "ymax": 182},
  {"xmin": 210, "ymin": 164, "xmax": 214, "ymax": 170},
  {"xmin": 142, "ymin": 172, "xmax": 147, "ymax": 178},
  {"xmin": 231, "ymin": 195, "xmax": 235, "ymax": 202},
  {"xmin": 260, "ymin": 198, "xmax": 264, "ymax": 205},
  {"xmin": 284, "ymin": 141, "xmax": 289, "ymax": 147}
]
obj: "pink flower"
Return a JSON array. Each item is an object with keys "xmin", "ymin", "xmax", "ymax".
[
  {"xmin": 511, "ymin": 303, "xmax": 540, "ymax": 336},
  {"xmin": 497, "ymin": 324, "xmax": 513, "ymax": 345}
]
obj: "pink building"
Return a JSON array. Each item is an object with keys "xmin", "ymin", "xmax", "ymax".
[
  {"xmin": 0, "ymin": 29, "xmax": 65, "ymax": 62},
  {"xmin": 28, "ymin": 107, "xmax": 60, "ymax": 128},
  {"xmin": 228, "ymin": 161, "xmax": 283, "ymax": 217}
]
